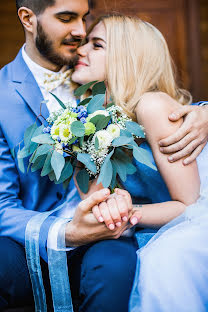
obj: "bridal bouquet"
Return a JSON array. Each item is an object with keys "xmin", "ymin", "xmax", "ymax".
[{"xmin": 15, "ymin": 81, "xmax": 156, "ymax": 193}]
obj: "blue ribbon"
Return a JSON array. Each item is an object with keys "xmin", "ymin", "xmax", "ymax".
[
  {"xmin": 47, "ymin": 218, "xmax": 74, "ymax": 312},
  {"xmin": 25, "ymin": 205, "xmax": 65, "ymax": 312}
]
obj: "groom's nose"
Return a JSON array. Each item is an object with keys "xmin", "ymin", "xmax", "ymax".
[{"xmin": 70, "ymin": 19, "xmax": 86, "ymax": 39}]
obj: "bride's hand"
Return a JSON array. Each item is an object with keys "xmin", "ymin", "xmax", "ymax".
[{"xmin": 92, "ymin": 188, "xmax": 133, "ymax": 230}]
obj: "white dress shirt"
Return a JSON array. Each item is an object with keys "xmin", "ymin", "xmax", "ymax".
[{"xmin": 22, "ymin": 45, "xmax": 77, "ymax": 113}]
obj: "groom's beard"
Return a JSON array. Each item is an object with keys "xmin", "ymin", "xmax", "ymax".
[{"xmin": 35, "ymin": 21, "xmax": 79, "ymax": 67}]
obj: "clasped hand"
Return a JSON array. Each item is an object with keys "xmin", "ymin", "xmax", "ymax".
[{"xmin": 65, "ymin": 176, "xmax": 141, "ymax": 247}]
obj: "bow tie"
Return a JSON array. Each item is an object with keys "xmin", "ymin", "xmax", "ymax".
[{"xmin": 43, "ymin": 69, "xmax": 72, "ymax": 92}]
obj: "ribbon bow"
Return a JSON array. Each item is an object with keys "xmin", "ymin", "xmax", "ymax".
[{"xmin": 43, "ymin": 69, "xmax": 72, "ymax": 92}]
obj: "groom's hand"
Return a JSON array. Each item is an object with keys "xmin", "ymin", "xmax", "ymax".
[
  {"xmin": 159, "ymin": 105, "xmax": 208, "ymax": 164},
  {"xmin": 65, "ymin": 188, "xmax": 129, "ymax": 247}
]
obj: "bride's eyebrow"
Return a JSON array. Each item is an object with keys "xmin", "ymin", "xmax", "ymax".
[{"xmin": 91, "ymin": 37, "xmax": 106, "ymax": 43}]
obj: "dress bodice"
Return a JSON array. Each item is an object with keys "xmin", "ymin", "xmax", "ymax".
[
  {"xmin": 123, "ymin": 140, "xmax": 208, "ymax": 204},
  {"xmin": 122, "ymin": 142, "xmax": 171, "ymax": 204}
]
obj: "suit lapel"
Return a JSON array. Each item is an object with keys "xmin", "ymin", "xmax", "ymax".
[{"xmin": 11, "ymin": 49, "xmax": 49, "ymax": 126}]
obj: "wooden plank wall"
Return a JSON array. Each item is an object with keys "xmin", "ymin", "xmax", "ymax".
[
  {"xmin": 200, "ymin": 0, "xmax": 208, "ymax": 100},
  {"xmin": 0, "ymin": 0, "xmax": 207, "ymax": 100}
]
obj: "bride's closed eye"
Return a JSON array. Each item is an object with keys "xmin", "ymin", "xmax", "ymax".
[{"xmin": 93, "ymin": 42, "xmax": 103, "ymax": 49}]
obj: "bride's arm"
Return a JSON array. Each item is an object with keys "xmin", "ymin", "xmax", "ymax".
[{"xmin": 129, "ymin": 92, "xmax": 200, "ymax": 228}]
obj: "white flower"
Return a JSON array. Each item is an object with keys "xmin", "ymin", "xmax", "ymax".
[
  {"xmin": 95, "ymin": 130, "xmax": 113, "ymax": 149},
  {"xmin": 55, "ymin": 143, "xmax": 63, "ymax": 154},
  {"xmin": 87, "ymin": 110, "xmax": 109, "ymax": 122},
  {"xmin": 106, "ymin": 124, "xmax": 120, "ymax": 139},
  {"xmin": 51, "ymin": 124, "xmax": 60, "ymax": 140},
  {"xmin": 59, "ymin": 124, "xmax": 72, "ymax": 143}
]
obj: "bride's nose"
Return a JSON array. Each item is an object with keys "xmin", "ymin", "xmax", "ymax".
[{"xmin": 77, "ymin": 45, "xmax": 87, "ymax": 57}]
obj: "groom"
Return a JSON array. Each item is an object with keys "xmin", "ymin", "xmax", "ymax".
[{"xmin": 0, "ymin": 0, "xmax": 138, "ymax": 311}]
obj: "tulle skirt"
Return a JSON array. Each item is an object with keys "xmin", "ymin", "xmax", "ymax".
[{"xmin": 129, "ymin": 195, "xmax": 208, "ymax": 312}]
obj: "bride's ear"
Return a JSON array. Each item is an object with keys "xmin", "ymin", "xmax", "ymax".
[{"xmin": 18, "ymin": 7, "xmax": 37, "ymax": 34}]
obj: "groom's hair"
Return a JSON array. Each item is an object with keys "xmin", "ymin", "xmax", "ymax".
[{"xmin": 16, "ymin": 0, "xmax": 56, "ymax": 15}]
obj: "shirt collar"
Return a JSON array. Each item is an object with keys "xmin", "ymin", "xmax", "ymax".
[{"xmin": 21, "ymin": 44, "xmax": 67, "ymax": 87}]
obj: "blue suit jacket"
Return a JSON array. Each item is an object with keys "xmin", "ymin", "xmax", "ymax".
[{"xmin": 0, "ymin": 49, "xmax": 72, "ymax": 261}]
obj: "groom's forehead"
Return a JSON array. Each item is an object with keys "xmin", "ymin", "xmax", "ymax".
[{"xmin": 49, "ymin": 0, "xmax": 89, "ymax": 13}]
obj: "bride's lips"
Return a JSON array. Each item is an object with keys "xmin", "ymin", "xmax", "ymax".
[{"xmin": 75, "ymin": 61, "xmax": 88, "ymax": 68}]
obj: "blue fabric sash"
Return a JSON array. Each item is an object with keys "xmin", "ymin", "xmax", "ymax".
[
  {"xmin": 25, "ymin": 204, "xmax": 73, "ymax": 311},
  {"xmin": 47, "ymin": 218, "xmax": 74, "ymax": 312}
]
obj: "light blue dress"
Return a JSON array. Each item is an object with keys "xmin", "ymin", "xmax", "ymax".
[{"xmin": 123, "ymin": 142, "xmax": 208, "ymax": 312}]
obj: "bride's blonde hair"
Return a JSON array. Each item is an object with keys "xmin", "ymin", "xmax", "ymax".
[{"xmin": 87, "ymin": 14, "xmax": 191, "ymax": 120}]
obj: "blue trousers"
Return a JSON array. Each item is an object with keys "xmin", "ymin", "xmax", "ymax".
[{"xmin": 0, "ymin": 236, "xmax": 138, "ymax": 311}]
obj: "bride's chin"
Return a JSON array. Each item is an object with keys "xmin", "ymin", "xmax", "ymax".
[{"xmin": 72, "ymin": 71, "xmax": 92, "ymax": 86}]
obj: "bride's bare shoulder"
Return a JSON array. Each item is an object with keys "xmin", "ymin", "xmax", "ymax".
[
  {"xmin": 135, "ymin": 92, "xmax": 183, "ymax": 141},
  {"xmin": 135, "ymin": 92, "xmax": 182, "ymax": 124}
]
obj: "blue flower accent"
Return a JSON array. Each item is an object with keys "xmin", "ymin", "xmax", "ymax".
[
  {"xmin": 72, "ymin": 139, "xmax": 78, "ymax": 145},
  {"xmin": 57, "ymin": 137, "xmax": 61, "ymax": 143},
  {"xmin": 80, "ymin": 117, "xmax": 87, "ymax": 124},
  {"xmin": 63, "ymin": 152, "xmax": 69, "ymax": 158},
  {"xmin": 43, "ymin": 126, "xmax": 51, "ymax": 134}
]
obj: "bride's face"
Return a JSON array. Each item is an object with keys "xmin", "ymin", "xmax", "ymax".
[{"xmin": 72, "ymin": 22, "xmax": 106, "ymax": 85}]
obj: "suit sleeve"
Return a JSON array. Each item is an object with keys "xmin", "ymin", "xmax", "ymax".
[{"xmin": 0, "ymin": 125, "xmax": 56, "ymax": 262}]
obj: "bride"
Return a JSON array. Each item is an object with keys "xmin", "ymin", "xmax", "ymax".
[{"xmin": 71, "ymin": 14, "xmax": 208, "ymax": 311}]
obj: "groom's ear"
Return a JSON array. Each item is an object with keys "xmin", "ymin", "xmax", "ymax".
[{"xmin": 18, "ymin": 7, "xmax": 37, "ymax": 34}]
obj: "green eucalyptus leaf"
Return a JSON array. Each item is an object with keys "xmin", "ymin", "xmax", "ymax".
[
  {"xmin": 31, "ymin": 154, "xmax": 47, "ymax": 172},
  {"xmin": 77, "ymin": 153, "xmax": 97, "ymax": 173},
  {"xmin": 114, "ymin": 148, "xmax": 131, "ymax": 163},
  {"xmin": 95, "ymin": 136, "xmax": 99, "ymax": 151},
  {"xmin": 78, "ymin": 97, "xmax": 92, "ymax": 106},
  {"xmin": 17, "ymin": 155, "xmax": 25, "ymax": 173},
  {"xmin": 112, "ymin": 136, "xmax": 133, "ymax": 147},
  {"xmin": 24, "ymin": 123, "xmax": 38, "ymax": 147},
  {"xmin": 133, "ymin": 146, "xmax": 157, "ymax": 170},
  {"xmin": 126, "ymin": 163, "xmax": 137, "ymax": 175},
  {"xmin": 32, "ymin": 125, "xmax": 45, "ymax": 138},
  {"xmin": 76, "ymin": 169, "xmax": 89, "ymax": 193},
  {"xmin": 120, "ymin": 129, "xmax": 133, "ymax": 138},
  {"xmin": 56, "ymin": 160, "xmax": 73, "ymax": 184},
  {"xmin": 71, "ymin": 121, "xmax": 85, "ymax": 137},
  {"xmin": 79, "ymin": 136, "xmax": 84, "ymax": 147},
  {"xmin": 48, "ymin": 171, "xmax": 56, "ymax": 182},
  {"xmin": 110, "ymin": 160, "xmax": 117, "ymax": 190},
  {"xmin": 92, "ymin": 81, "xmax": 106, "ymax": 96},
  {"xmin": 125, "ymin": 121, "xmax": 145, "ymax": 138},
  {"xmin": 89, "ymin": 114, "xmax": 105, "ymax": 125},
  {"xmin": 50, "ymin": 92, "xmax": 66, "ymax": 109},
  {"xmin": 96, "ymin": 116, "xmax": 111, "ymax": 131},
  {"xmin": 31, "ymin": 144, "xmax": 53, "ymax": 163},
  {"xmin": 17, "ymin": 145, "xmax": 36, "ymax": 159},
  {"xmin": 74, "ymin": 81, "xmax": 97, "ymax": 97},
  {"xmin": 32, "ymin": 134, "xmax": 55, "ymax": 144},
  {"xmin": 87, "ymin": 94, "xmax": 105, "ymax": 114},
  {"xmin": 106, "ymin": 102, "xmax": 115, "ymax": 109},
  {"xmin": 51, "ymin": 150, "xmax": 65, "ymax": 181},
  {"xmin": 68, "ymin": 136, "xmax": 78, "ymax": 145},
  {"xmin": 97, "ymin": 149, "xmax": 114, "ymax": 187},
  {"xmin": 63, "ymin": 177, "xmax": 72, "ymax": 190},
  {"xmin": 10, "ymin": 148, "xmax": 15, "ymax": 159},
  {"xmin": 112, "ymin": 158, "xmax": 127, "ymax": 182},
  {"xmin": 41, "ymin": 152, "xmax": 53, "ymax": 177}
]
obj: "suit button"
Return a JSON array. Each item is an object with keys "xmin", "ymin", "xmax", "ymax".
[{"xmin": 56, "ymin": 192, "xmax": 63, "ymax": 200}]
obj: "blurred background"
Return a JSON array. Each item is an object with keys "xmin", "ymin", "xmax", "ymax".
[{"xmin": 0, "ymin": 0, "xmax": 207, "ymax": 101}]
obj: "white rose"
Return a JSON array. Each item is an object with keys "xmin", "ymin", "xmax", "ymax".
[
  {"xmin": 87, "ymin": 110, "xmax": 109, "ymax": 121},
  {"xmin": 95, "ymin": 130, "xmax": 113, "ymax": 149},
  {"xmin": 106, "ymin": 124, "xmax": 120, "ymax": 139}
]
